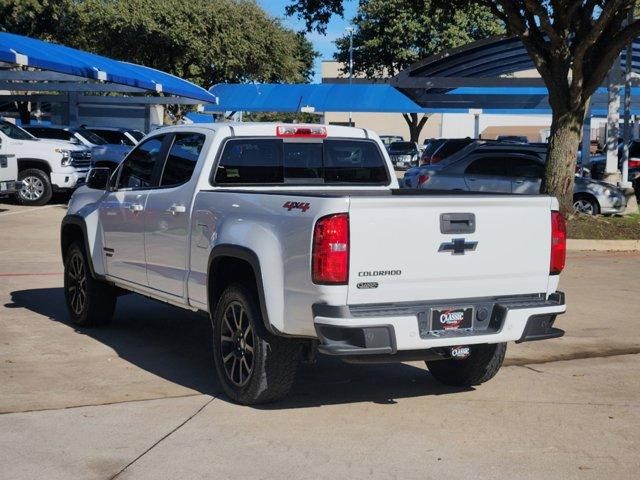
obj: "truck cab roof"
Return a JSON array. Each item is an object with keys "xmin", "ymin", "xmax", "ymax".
[{"xmin": 151, "ymin": 122, "xmax": 374, "ymax": 140}]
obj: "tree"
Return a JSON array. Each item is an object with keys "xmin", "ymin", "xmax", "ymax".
[
  {"xmin": 332, "ymin": 0, "xmax": 503, "ymax": 142},
  {"xmin": 0, "ymin": 0, "xmax": 317, "ymax": 88},
  {"xmin": 287, "ymin": 0, "xmax": 640, "ymax": 214}
]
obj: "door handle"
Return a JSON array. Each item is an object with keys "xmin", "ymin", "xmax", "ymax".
[
  {"xmin": 514, "ymin": 179, "xmax": 525, "ymax": 184},
  {"xmin": 128, "ymin": 203, "xmax": 144, "ymax": 213},
  {"xmin": 166, "ymin": 204, "xmax": 186, "ymax": 215}
]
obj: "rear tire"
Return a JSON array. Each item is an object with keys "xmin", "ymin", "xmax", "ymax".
[
  {"xmin": 212, "ymin": 283, "xmax": 301, "ymax": 405},
  {"xmin": 63, "ymin": 241, "xmax": 117, "ymax": 327},
  {"xmin": 16, "ymin": 168, "xmax": 52, "ymax": 206},
  {"xmin": 426, "ymin": 343, "xmax": 506, "ymax": 387}
]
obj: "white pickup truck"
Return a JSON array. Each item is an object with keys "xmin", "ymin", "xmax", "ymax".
[
  {"xmin": 61, "ymin": 123, "xmax": 567, "ymax": 405},
  {"xmin": 0, "ymin": 119, "xmax": 92, "ymax": 205}
]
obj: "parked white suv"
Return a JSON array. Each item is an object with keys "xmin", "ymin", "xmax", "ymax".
[
  {"xmin": 61, "ymin": 123, "xmax": 567, "ymax": 404},
  {"xmin": 0, "ymin": 119, "xmax": 91, "ymax": 205}
]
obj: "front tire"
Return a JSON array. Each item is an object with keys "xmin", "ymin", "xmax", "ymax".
[
  {"xmin": 573, "ymin": 194, "xmax": 600, "ymax": 215},
  {"xmin": 63, "ymin": 242, "xmax": 117, "ymax": 327},
  {"xmin": 212, "ymin": 284, "xmax": 301, "ymax": 405},
  {"xmin": 16, "ymin": 168, "xmax": 52, "ymax": 206},
  {"xmin": 426, "ymin": 343, "xmax": 506, "ymax": 387}
]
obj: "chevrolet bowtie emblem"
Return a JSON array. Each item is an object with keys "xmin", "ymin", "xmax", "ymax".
[{"xmin": 438, "ymin": 238, "xmax": 478, "ymax": 255}]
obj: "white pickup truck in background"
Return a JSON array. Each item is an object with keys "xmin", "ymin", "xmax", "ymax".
[
  {"xmin": 61, "ymin": 123, "xmax": 567, "ymax": 405},
  {"xmin": 0, "ymin": 119, "xmax": 92, "ymax": 205}
]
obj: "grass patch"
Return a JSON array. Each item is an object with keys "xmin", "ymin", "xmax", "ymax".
[{"xmin": 567, "ymin": 212, "xmax": 640, "ymax": 240}]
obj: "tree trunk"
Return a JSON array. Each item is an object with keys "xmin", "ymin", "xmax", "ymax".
[
  {"xmin": 402, "ymin": 112, "xmax": 429, "ymax": 143},
  {"xmin": 542, "ymin": 107, "xmax": 587, "ymax": 215},
  {"xmin": 15, "ymin": 101, "xmax": 31, "ymax": 125}
]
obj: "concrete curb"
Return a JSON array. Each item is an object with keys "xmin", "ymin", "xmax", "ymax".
[{"xmin": 567, "ymin": 239, "xmax": 640, "ymax": 251}]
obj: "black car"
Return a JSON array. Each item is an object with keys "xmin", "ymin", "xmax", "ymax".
[{"xmin": 387, "ymin": 141, "xmax": 420, "ymax": 170}]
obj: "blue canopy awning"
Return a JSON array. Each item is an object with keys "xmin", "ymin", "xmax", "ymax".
[
  {"xmin": 208, "ymin": 83, "xmax": 432, "ymax": 113},
  {"xmin": 0, "ymin": 32, "xmax": 216, "ymax": 103}
]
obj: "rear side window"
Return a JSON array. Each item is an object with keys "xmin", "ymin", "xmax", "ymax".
[
  {"xmin": 423, "ymin": 139, "xmax": 446, "ymax": 156},
  {"xmin": 213, "ymin": 138, "xmax": 388, "ymax": 185},
  {"xmin": 160, "ymin": 133, "xmax": 206, "ymax": 187},
  {"xmin": 92, "ymin": 130, "xmax": 131, "ymax": 145},
  {"xmin": 465, "ymin": 156, "xmax": 511, "ymax": 176},
  {"xmin": 509, "ymin": 157, "xmax": 544, "ymax": 178},
  {"xmin": 117, "ymin": 136, "xmax": 165, "ymax": 189},
  {"xmin": 436, "ymin": 139, "xmax": 472, "ymax": 158}
]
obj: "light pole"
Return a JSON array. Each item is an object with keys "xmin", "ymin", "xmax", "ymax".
[{"xmin": 346, "ymin": 27, "xmax": 354, "ymax": 127}]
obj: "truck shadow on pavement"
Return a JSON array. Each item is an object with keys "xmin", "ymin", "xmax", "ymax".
[{"xmin": 7, "ymin": 287, "xmax": 472, "ymax": 409}]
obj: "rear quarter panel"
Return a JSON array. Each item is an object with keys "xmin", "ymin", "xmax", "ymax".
[{"xmin": 188, "ymin": 191, "xmax": 351, "ymax": 336}]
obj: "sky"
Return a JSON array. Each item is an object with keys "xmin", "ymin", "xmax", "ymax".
[{"xmin": 257, "ymin": 0, "xmax": 359, "ymax": 83}]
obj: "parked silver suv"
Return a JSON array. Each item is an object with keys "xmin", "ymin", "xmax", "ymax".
[{"xmin": 403, "ymin": 141, "xmax": 627, "ymax": 215}]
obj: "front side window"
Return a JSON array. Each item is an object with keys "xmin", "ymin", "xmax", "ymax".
[
  {"xmin": 117, "ymin": 136, "xmax": 165, "ymax": 189},
  {"xmin": 0, "ymin": 121, "xmax": 34, "ymax": 140},
  {"xmin": 213, "ymin": 138, "xmax": 388, "ymax": 185},
  {"xmin": 160, "ymin": 133, "xmax": 206, "ymax": 187}
]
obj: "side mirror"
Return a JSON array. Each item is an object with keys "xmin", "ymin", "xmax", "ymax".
[{"xmin": 86, "ymin": 167, "xmax": 111, "ymax": 190}]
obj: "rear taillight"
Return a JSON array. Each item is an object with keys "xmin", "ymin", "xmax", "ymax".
[
  {"xmin": 418, "ymin": 174, "xmax": 430, "ymax": 186},
  {"xmin": 550, "ymin": 211, "xmax": 567, "ymax": 275},
  {"xmin": 312, "ymin": 213, "xmax": 349, "ymax": 284},
  {"xmin": 430, "ymin": 155, "xmax": 443, "ymax": 164}
]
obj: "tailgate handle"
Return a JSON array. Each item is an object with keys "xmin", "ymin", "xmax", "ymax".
[{"xmin": 440, "ymin": 213, "xmax": 475, "ymax": 234}]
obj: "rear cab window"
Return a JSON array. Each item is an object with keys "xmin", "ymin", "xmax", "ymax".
[{"xmin": 212, "ymin": 138, "xmax": 389, "ymax": 186}]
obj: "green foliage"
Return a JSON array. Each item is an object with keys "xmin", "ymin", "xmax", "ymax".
[
  {"xmin": 243, "ymin": 111, "xmax": 321, "ymax": 123},
  {"xmin": 334, "ymin": 0, "xmax": 504, "ymax": 77},
  {"xmin": 0, "ymin": 0, "xmax": 317, "ymax": 87},
  {"xmin": 0, "ymin": 0, "xmax": 80, "ymax": 41}
]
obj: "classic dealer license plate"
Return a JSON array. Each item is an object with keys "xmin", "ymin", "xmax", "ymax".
[{"xmin": 430, "ymin": 307, "xmax": 474, "ymax": 331}]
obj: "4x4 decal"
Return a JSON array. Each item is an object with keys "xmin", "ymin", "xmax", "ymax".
[{"xmin": 283, "ymin": 201, "xmax": 311, "ymax": 212}]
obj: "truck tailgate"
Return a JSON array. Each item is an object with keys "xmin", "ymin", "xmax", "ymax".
[{"xmin": 347, "ymin": 195, "xmax": 553, "ymax": 305}]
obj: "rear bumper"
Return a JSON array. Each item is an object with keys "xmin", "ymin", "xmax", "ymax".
[{"xmin": 314, "ymin": 292, "xmax": 566, "ymax": 357}]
